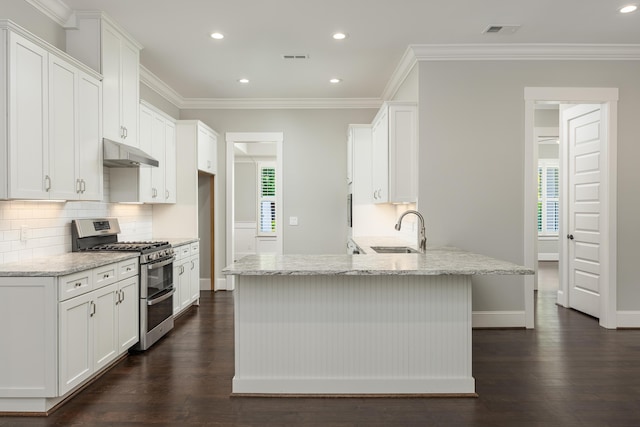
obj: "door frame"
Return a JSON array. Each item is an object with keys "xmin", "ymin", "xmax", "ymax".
[
  {"xmin": 225, "ymin": 132, "xmax": 284, "ymax": 291},
  {"xmin": 524, "ymin": 87, "xmax": 618, "ymax": 329}
]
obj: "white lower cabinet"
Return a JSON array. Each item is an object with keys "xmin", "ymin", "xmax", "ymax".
[
  {"xmin": 173, "ymin": 242, "xmax": 200, "ymax": 316},
  {"xmin": 58, "ymin": 270, "xmax": 139, "ymax": 396}
]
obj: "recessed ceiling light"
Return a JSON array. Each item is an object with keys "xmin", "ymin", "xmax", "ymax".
[
  {"xmin": 329, "ymin": 78, "xmax": 341, "ymax": 84},
  {"xmin": 210, "ymin": 32, "xmax": 224, "ymax": 39},
  {"xmin": 238, "ymin": 78, "xmax": 249, "ymax": 84},
  {"xmin": 332, "ymin": 32, "xmax": 347, "ymax": 40},
  {"xmin": 619, "ymin": 4, "xmax": 638, "ymax": 13}
]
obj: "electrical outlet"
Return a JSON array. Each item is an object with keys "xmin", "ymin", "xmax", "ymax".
[
  {"xmin": 20, "ymin": 225, "xmax": 29, "ymax": 242},
  {"xmin": 289, "ymin": 216, "xmax": 299, "ymax": 226}
]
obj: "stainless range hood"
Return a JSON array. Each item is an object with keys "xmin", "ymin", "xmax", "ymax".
[{"xmin": 103, "ymin": 138, "xmax": 159, "ymax": 168}]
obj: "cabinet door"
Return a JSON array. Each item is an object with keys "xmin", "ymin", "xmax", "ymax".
[
  {"xmin": 59, "ymin": 292, "xmax": 93, "ymax": 395},
  {"xmin": 164, "ymin": 121, "xmax": 177, "ymax": 203},
  {"xmin": 197, "ymin": 127, "xmax": 210, "ymax": 172},
  {"xmin": 93, "ymin": 283, "xmax": 118, "ymax": 372},
  {"xmin": 189, "ymin": 254, "xmax": 200, "ymax": 302},
  {"xmin": 117, "ymin": 276, "xmax": 139, "ymax": 353},
  {"xmin": 8, "ymin": 32, "xmax": 49, "ymax": 199},
  {"xmin": 77, "ymin": 71, "xmax": 103, "ymax": 201},
  {"xmin": 138, "ymin": 105, "xmax": 154, "ymax": 202},
  {"xmin": 150, "ymin": 113, "xmax": 166, "ymax": 202},
  {"xmin": 120, "ymin": 39, "xmax": 139, "ymax": 147},
  {"xmin": 49, "ymin": 55, "xmax": 79, "ymax": 200},
  {"xmin": 101, "ymin": 24, "xmax": 122, "ymax": 143},
  {"xmin": 388, "ymin": 105, "xmax": 417, "ymax": 203},
  {"xmin": 172, "ymin": 263, "xmax": 182, "ymax": 315},
  {"xmin": 371, "ymin": 109, "xmax": 389, "ymax": 204},
  {"xmin": 179, "ymin": 260, "xmax": 191, "ymax": 310}
]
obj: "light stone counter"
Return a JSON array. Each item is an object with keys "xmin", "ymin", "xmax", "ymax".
[
  {"xmin": 156, "ymin": 237, "xmax": 199, "ymax": 247},
  {"xmin": 223, "ymin": 248, "xmax": 533, "ymax": 277},
  {"xmin": 0, "ymin": 252, "xmax": 139, "ymax": 277}
]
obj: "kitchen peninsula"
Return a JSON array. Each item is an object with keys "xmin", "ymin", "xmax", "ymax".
[{"xmin": 223, "ymin": 248, "xmax": 533, "ymax": 396}]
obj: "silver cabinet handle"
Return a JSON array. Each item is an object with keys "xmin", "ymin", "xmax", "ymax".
[
  {"xmin": 191, "ymin": 260, "xmax": 195, "ymax": 270},
  {"xmin": 76, "ymin": 179, "xmax": 82, "ymax": 194},
  {"xmin": 119, "ymin": 290, "xmax": 124, "ymax": 304},
  {"xmin": 89, "ymin": 301, "xmax": 96, "ymax": 317},
  {"xmin": 124, "ymin": 127, "xmax": 128, "ymax": 139},
  {"xmin": 81, "ymin": 179, "xmax": 86, "ymax": 193},
  {"xmin": 165, "ymin": 190, "xmax": 169, "ymax": 199},
  {"xmin": 44, "ymin": 175, "xmax": 51, "ymax": 192},
  {"xmin": 120, "ymin": 126, "xmax": 125, "ymax": 139}
]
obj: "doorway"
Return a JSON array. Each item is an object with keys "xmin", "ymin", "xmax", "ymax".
[
  {"xmin": 524, "ymin": 87, "xmax": 618, "ymax": 329},
  {"xmin": 225, "ymin": 132, "xmax": 284, "ymax": 291}
]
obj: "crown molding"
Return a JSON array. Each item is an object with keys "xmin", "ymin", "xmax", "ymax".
[
  {"xmin": 139, "ymin": 65, "xmax": 186, "ymax": 108},
  {"xmin": 23, "ymin": 0, "xmax": 74, "ymax": 27},
  {"xmin": 179, "ymin": 97, "xmax": 383, "ymax": 110},
  {"xmin": 409, "ymin": 43, "xmax": 640, "ymax": 61},
  {"xmin": 381, "ymin": 46, "xmax": 418, "ymax": 101}
]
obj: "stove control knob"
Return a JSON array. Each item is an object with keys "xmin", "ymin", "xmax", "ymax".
[{"xmin": 149, "ymin": 252, "xmax": 157, "ymax": 261}]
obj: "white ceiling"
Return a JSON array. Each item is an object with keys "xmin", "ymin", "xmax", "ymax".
[{"xmin": 53, "ymin": 0, "xmax": 640, "ymax": 103}]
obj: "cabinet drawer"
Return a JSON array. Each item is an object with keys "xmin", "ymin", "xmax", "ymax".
[
  {"xmin": 94, "ymin": 264, "xmax": 118, "ymax": 289},
  {"xmin": 176, "ymin": 244, "xmax": 190, "ymax": 260},
  {"xmin": 118, "ymin": 258, "xmax": 139, "ymax": 280},
  {"xmin": 59, "ymin": 271, "xmax": 93, "ymax": 301},
  {"xmin": 190, "ymin": 242, "xmax": 199, "ymax": 255}
]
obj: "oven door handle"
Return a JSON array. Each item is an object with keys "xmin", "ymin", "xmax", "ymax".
[
  {"xmin": 147, "ymin": 256, "xmax": 176, "ymax": 270},
  {"xmin": 147, "ymin": 288, "xmax": 175, "ymax": 306}
]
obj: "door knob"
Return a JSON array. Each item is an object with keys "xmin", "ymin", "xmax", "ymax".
[{"xmin": 567, "ymin": 234, "xmax": 574, "ymax": 240}]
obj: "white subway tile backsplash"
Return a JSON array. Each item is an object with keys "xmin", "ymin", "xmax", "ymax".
[{"xmin": 0, "ymin": 189, "xmax": 153, "ymax": 265}]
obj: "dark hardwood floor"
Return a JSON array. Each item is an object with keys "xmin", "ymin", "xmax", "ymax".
[{"xmin": 3, "ymin": 286, "xmax": 640, "ymax": 426}]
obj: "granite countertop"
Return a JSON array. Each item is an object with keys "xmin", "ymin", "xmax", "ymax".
[
  {"xmin": 222, "ymin": 247, "xmax": 534, "ymax": 276},
  {"xmin": 0, "ymin": 252, "xmax": 139, "ymax": 277},
  {"xmin": 156, "ymin": 237, "xmax": 199, "ymax": 247}
]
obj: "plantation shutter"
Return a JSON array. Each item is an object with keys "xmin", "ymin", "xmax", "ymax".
[
  {"xmin": 258, "ymin": 164, "xmax": 276, "ymax": 235},
  {"xmin": 537, "ymin": 160, "xmax": 559, "ymax": 235}
]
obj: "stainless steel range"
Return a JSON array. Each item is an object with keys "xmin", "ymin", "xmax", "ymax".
[{"xmin": 72, "ymin": 218, "xmax": 175, "ymax": 351}]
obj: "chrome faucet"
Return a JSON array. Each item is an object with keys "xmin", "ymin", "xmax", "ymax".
[{"xmin": 394, "ymin": 210, "xmax": 426, "ymax": 252}]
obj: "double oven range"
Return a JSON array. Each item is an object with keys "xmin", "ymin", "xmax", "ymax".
[{"xmin": 72, "ymin": 218, "xmax": 175, "ymax": 351}]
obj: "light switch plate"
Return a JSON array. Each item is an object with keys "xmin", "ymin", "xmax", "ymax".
[{"xmin": 289, "ymin": 216, "xmax": 299, "ymax": 226}]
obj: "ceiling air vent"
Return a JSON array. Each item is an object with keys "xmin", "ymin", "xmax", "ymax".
[
  {"xmin": 282, "ymin": 54, "xmax": 310, "ymax": 60},
  {"xmin": 483, "ymin": 25, "xmax": 521, "ymax": 34}
]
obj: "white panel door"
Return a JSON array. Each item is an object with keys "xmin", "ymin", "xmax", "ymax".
[
  {"xmin": 120, "ymin": 39, "xmax": 139, "ymax": 147},
  {"xmin": 9, "ymin": 32, "xmax": 49, "ymax": 199},
  {"xmin": 164, "ymin": 121, "xmax": 177, "ymax": 203},
  {"xmin": 150, "ymin": 114, "xmax": 166, "ymax": 202},
  {"xmin": 117, "ymin": 276, "xmax": 139, "ymax": 353},
  {"xmin": 101, "ymin": 24, "xmax": 122, "ymax": 143},
  {"xmin": 49, "ymin": 55, "xmax": 79, "ymax": 200},
  {"xmin": 93, "ymin": 283, "xmax": 119, "ymax": 372},
  {"xmin": 138, "ymin": 105, "xmax": 154, "ymax": 202},
  {"xmin": 59, "ymin": 292, "xmax": 93, "ymax": 395},
  {"xmin": 77, "ymin": 71, "xmax": 103, "ymax": 201},
  {"xmin": 189, "ymin": 254, "xmax": 200, "ymax": 302},
  {"xmin": 565, "ymin": 104, "xmax": 603, "ymax": 318},
  {"xmin": 371, "ymin": 108, "xmax": 388, "ymax": 203}
]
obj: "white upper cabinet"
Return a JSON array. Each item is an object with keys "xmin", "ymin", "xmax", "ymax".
[
  {"xmin": 0, "ymin": 22, "xmax": 102, "ymax": 201},
  {"xmin": 66, "ymin": 12, "xmax": 142, "ymax": 147},
  {"xmin": 347, "ymin": 124, "xmax": 373, "ymax": 204},
  {"xmin": 109, "ymin": 102, "xmax": 176, "ymax": 204},
  {"xmin": 197, "ymin": 125, "xmax": 218, "ymax": 174},
  {"xmin": 49, "ymin": 55, "xmax": 103, "ymax": 201},
  {"xmin": 371, "ymin": 102, "xmax": 417, "ymax": 204}
]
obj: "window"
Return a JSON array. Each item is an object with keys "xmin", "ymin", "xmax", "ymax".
[
  {"xmin": 538, "ymin": 159, "xmax": 559, "ymax": 235},
  {"xmin": 257, "ymin": 162, "xmax": 277, "ymax": 235}
]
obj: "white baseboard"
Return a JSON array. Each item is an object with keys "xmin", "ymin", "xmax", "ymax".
[
  {"xmin": 472, "ymin": 311, "xmax": 526, "ymax": 328},
  {"xmin": 200, "ymin": 278, "xmax": 211, "ymax": 291},
  {"xmin": 538, "ymin": 253, "xmax": 559, "ymax": 261},
  {"xmin": 215, "ymin": 278, "xmax": 229, "ymax": 291},
  {"xmin": 617, "ymin": 311, "xmax": 640, "ymax": 328}
]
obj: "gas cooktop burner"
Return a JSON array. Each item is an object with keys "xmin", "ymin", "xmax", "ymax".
[{"xmin": 85, "ymin": 240, "xmax": 172, "ymax": 254}]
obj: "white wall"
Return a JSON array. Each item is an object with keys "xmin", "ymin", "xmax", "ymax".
[
  {"xmin": 417, "ymin": 60, "xmax": 640, "ymax": 312},
  {"xmin": 179, "ymin": 108, "xmax": 377, "ymax": 281},
  {"xmin": 234, "ymin": 161, "xmax": 257, "ymax": 222}
]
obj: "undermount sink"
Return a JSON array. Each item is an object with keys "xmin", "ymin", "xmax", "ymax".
[{"xmin": 370, "ymin": 246, "xmax": 420, "ymax": 254}]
